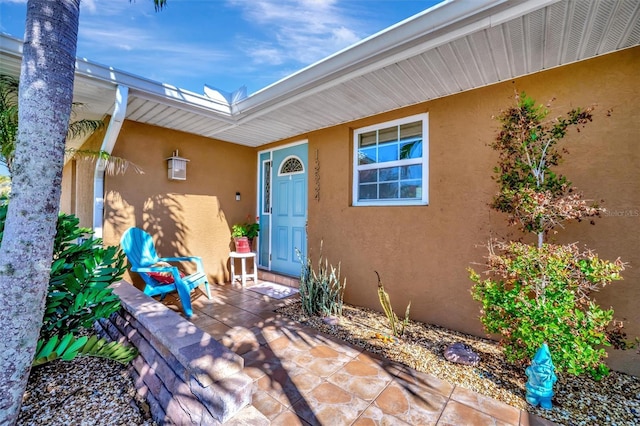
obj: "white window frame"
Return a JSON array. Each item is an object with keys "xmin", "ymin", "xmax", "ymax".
[{"xmin": 352, "ymin": 113, "xmax": 429, "ymax": 206}]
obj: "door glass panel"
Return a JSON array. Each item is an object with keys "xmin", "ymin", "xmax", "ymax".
[
  {"xmin": 263, "ymin": 161, "xmax": 271, "ymax": 214},
  {"xmin": 280, "ymin": 157, "xmax": 303, "ymax": 174}
]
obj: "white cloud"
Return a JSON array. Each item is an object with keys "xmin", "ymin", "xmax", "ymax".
[
  {"xmin": 228, "ymin": 0, "xmax": 364, "ymax": 67},
  {"xmin": 81, "ymin": 0, "xmax": 97, "ymax": 14}
]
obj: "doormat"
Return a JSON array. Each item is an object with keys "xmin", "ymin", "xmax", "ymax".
[{"xmin": 248, "ymin": 282, "xmax": 299, "ymax": 299}]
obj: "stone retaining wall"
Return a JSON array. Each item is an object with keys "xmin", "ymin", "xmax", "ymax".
[{"xmin": 97, "ymin": 282, "xmax": 253, "ymax": 425}]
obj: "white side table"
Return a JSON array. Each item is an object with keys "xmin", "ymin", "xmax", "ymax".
[{"xmin": 229, "ymin": 251, "xmax": 258, "ymax": 287}]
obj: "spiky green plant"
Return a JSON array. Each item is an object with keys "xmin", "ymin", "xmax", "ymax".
[
  {"xmin": 297, "ymin": 245, "xmax": 346, "ymax": 317},
  {"xmin": 375, "ymin": 271, "xmax": 411, "ymax": 338}
]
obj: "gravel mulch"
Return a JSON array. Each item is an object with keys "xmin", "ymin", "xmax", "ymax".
[
  {"xmin": 276, "ymin": 302, "xmax": 640, "ymax": 426},
  {"xmin": 19, "ymin": 356, "xmax": 155, "ymax": 426}
]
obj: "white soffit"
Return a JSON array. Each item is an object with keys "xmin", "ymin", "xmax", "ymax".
[{"xmin": 0, "ymin": 0, "xmax": 639, "ymax": 148}]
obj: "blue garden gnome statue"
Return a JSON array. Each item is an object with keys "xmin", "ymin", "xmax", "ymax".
[{"xmin": 525, "ymin": 343, "xmax": 557, "ymax": 409}]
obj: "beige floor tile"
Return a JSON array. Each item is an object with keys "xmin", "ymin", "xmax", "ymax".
[
  {"xmin": 270, "ymin": 409, "xmax": 312, "ymax": 426},
  {"xmin": 327, "ymin": 357, "xmax": 393, "ymax": 401},
  {"xmin": 450, "ymin": 386, "xmax": 521, "ymax": 425},
  {"xmin": 354, "ymin": 404, "xmax": 417, "ymax": 425},
  {"xmin": 255, "ymin": 364, "xmax": 313, "ymax": 407},
  {"xmin": 392, "ymin": 365, "xmax": 455, "ymax": 398},
  {"xmin": 372, "ymin": 381, "xmax": 448, "ymax": 425},
  {"xmin": 438, "ymin": 400, "xmax": 516, "ymax": 426},
  {"xmin": 290, "ymin": 382, "xmax": 371, "ymax": 426},
  {"xmin": 220, "ymin": 325, "xmax": 262, "ymax": 355},
  {"xmin": 251, "ymin": 390, "xmax": 289, "ymax": 420}
]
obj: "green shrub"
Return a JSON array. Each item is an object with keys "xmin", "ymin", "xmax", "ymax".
[
  {"xmin": 471, "ymin": 241, "xmax": 624, "ymax": 380},
  {"xmin": 297, "ymin": 245, "xmax": 346, "ymax": 317},
  {"xmin": 0, "ymin": 204, "xmax": 136, "ymax": 365},
  {"xmin": 470, "ymin": 93, "xmax": 628, "ymax": 380},
  {"xmin": 40, "ymin": 212, "xmax": 125, "ymax": 340}
]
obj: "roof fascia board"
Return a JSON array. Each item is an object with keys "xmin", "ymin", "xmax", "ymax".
[
  {"xmin": 1, "ymin": 33, "xmax": 235, "ymax": 120},
  {"xmin": 127, "ymin": 88, "xmax": 237, "ymax": 125},
  {"xmin": 74, "ymin": 57, "xmax": 233, "ymax": 117},
  {"xmin": 233, "ymin": 0, "xmax": 559, "ymax": 123},
  {"xmin": 0, "ymin": 32, "xmax": 22, "ymax": 57},
  {"xmin": 234, "ymin": 0, "xmax": 510, "ymax": 115}
]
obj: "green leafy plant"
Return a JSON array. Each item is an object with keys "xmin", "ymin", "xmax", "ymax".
[
  {"xmin": 375, "ymin": 271, "xmax": 411, "ymax": 338},
  {"xmin": 470, "ymin": 93, "xmax": 627, "ymax": 379},
  {"xmin": 0, "ymin": 204, "xmax": 137, "ymax": 366},
  {"xmin": 32, "ymin": 334, "xmax": 138, "ymax": 366},
  {"xmin": 297, "ymin": 244, "xmax": 346, "ymax": 317},
  {"xmin": 40, "ymin": 213, "xmax": 126, "ymax": 340},
  {"xmin": 231, "ymin": 216, "xmax": 260, "ymax": 239},
  {"xmin": 471, "ymin": 242, "xmax": 624, "ymax": 379}
]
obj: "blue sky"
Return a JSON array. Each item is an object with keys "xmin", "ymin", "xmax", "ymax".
[{"xmin": 1, "ymin": 0, "xmax": 441, "ymax": 95}]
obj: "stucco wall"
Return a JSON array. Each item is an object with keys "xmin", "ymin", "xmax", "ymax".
[
  {"xmin": 60, "ymin": 124, "xmax": 107, "ymax": 229},
  {"xmin": 305, "ymin": 47, "xmax": 640, "ymax": 376},
  {"xmin": 102, "ymin": 121, "xmax": 257, "ymax": 285},
  {"xmin": 94, "ymin": 47, "xmax": 639, "ymax": 375}
]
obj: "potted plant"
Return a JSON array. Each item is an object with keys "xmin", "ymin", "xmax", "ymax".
[{"xmin": 231, "ymin": 216, "xmax": 260, "ymax": 253}]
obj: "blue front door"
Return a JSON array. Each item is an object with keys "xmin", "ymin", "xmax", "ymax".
[{"xmin": 270, "ymin": 144, "xmax": 307, "ymax": 276}]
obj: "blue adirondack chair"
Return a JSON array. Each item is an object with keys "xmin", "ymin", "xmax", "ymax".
[{"xmin": 120, "ymin": 227, "xmax": 211, "ymax": 318}]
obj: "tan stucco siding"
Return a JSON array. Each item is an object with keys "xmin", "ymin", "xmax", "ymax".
[
  {"xmin": 306, "ymin": 46, "xmax": 640, "ymax": 375},
  {"xmin": 102, "ymin": 121, "xmax": 257, "ymax": 285},
  {"xmin": 93, "ymin": 46, "xmax": 639, "ymax": 375},
  {"xmin": 59, "ymin": 124, "xmax": 107, "ymax": 229}
]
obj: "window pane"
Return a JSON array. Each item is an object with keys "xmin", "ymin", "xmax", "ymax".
[
  {"xmin": 358, "ymin": 147, "xmax": 376, "ymax": 165},
  {"xmin": 379, "ymin": 183, "xmax": 398, "ymax": 199},
  {"xmin": 401, "ymin": 164, "xmax": 422, "ymax": 179},
  {"xmin": 400, "ymin": 140, "xmax": 422, "ymax": 159},
  {"xmin": 379, "ymin": 167, "xmax": 398, "ymax": 182},
  {"xmin": 359, "ymin": 169, "xmax": 377, "ymax": 183},
  {"xmin": 354, "ymin": 114, "xmax": 427, "ymax": 205},
  {"xmin": 359, "ymin": 131, "xmax": 377, "ymax": 147},
  {"xmin": 399, "ymin": 121, "xmax": 421, "ymax": 140},
  {"xmin": 401, "ymin": 180, "xmax": 421, "ymax": 199},
  {"xmin": 378, "ymin": 126, "xmax": 397, "ymax": 144},
  {"xmin": 378, "ymin": 143, "xmax": 398, "ymax": 163},
  {"xmin": 359, "ymin": 184, "xmax": 377, "ymax": 200}
]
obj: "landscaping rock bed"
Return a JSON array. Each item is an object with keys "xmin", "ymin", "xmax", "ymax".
[
  {"xmin": 277, "ymin": 302, "xmax": 640, "ymax": 426},
  {"xmin": 19, "ymin": 356, "xmax": 154, "ymax": 426}
]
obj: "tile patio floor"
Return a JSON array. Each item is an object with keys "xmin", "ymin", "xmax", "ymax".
[{"xmin": 161, "ymin": 280, "xmax": 555, "ymax": 426}]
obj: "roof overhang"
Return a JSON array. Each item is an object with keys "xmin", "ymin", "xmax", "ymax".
[{"xmin": 1, "ymin": 0, "xmax": 638, "ymax": 147}]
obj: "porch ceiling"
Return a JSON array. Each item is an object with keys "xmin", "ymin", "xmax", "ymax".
[{"xmin": 0, "ymin": 0, "xmax": 638, "ymax": 148}]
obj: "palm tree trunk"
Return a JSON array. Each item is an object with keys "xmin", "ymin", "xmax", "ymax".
[{"xmin": 0, "ymin": 1, "xmax": 80, "ymax": 423}]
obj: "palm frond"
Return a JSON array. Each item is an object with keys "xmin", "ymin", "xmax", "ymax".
[
  {"xmin": 0, "ymin": 75, "xmax": 18, "ymax": 172},
  {"xmin": 65, "ymin": 148, "xmax": 145, "ymax": 175},
  {"xmin": 153, "ymin": 0, "xmax": 168, "ymax": 11},
  {"xmin": 0, "ymin": 74, "xmax": 19, "ymax": 109},
  {"xmin": 66, "ymin": 119, "xmax": 104, "ymax": 140}
]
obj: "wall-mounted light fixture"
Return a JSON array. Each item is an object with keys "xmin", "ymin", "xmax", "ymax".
[
  {"xmin": 166, "ymin": 150, "xmax": 190, "ymax": 180},
  {"xmin": 235, "ymin": 192, "xmax": 241, "ymax": 201}
]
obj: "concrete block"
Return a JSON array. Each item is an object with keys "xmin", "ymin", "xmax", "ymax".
[{"xmin": 190, "ymin": 372, "xmax": 253, "ymax": 423}]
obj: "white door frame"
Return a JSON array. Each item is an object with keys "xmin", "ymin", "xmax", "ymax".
[{"xmin": 256, "ymin": 139, "xmax": 308, "ymax": 272}]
